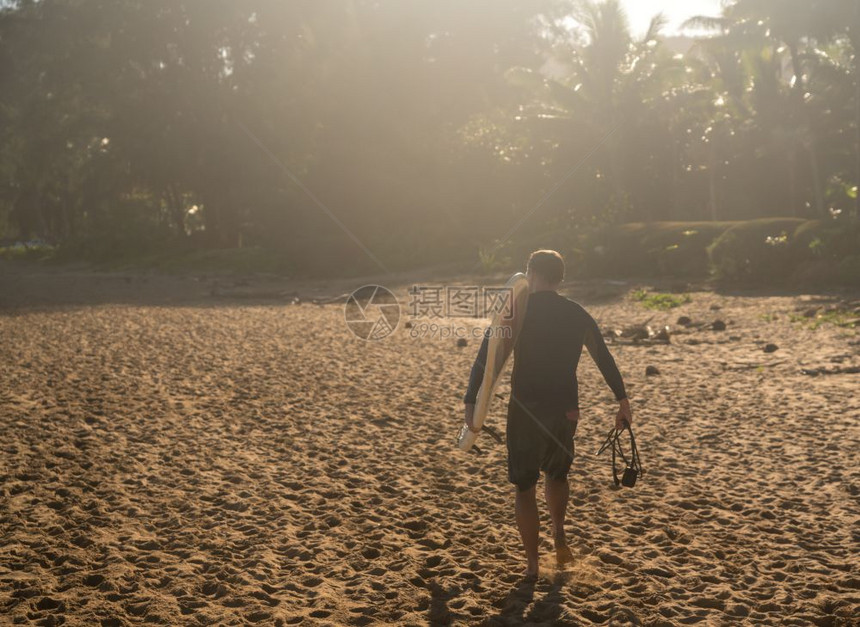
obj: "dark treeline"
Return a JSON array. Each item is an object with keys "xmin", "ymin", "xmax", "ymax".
[{"xmin": 1, "ymin": 0, "xmax": 859, "ymax": 277}]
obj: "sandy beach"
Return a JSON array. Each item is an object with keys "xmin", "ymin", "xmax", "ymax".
[{"xmin": 1, "ymin": 265, "xmax": 858, "ymax": 626}]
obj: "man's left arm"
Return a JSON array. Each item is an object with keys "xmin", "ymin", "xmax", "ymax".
[{"xmin": 583, "ymin": 313, "xmax": 632, "ymax": 430}]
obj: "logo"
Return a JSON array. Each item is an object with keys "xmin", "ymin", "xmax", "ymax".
[{"xmin": 344, "ymin": 285, "xmax": 401, "ymax": 341}]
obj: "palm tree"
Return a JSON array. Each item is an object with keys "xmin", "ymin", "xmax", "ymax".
[
  {"xmin": 507, "ymin": 0, "xmax": 686, "ymax": 223},
  {"xmin": 685, "ymin": 0, "xmax": 854, "ymax": 219}
]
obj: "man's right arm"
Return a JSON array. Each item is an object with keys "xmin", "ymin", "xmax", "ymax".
[{"xmin": 463, "ymin": 329, "xmax": 490, "ymax": 431}]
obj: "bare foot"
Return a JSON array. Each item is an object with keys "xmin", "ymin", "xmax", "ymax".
[{"xmin": 555, "ymin": 538, "xmax": 575, "ymax": 566}]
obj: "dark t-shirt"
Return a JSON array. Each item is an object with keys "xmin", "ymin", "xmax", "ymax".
[{"xmin": 463, "ymin": 290, "xmax": 626, "ymax": 410}]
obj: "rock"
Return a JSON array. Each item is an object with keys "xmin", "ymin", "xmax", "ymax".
[
  {"xmin": 676, "ymin": 316, "xmax": 692, "ymax": 326},
  {"xmin": 710, "ymin": 304, "xmax": 722, "ymax": 311},
  {"xmin": 654, "ymin": 326, "xmax": 671, "ymax": 342},
  {"xmin": 711, "ymin": 320, "xmax": 726, "ymax": 331},
  {"xmin": 405, "ymin": 321, "xmax": 414, "ymax": 329},
  {"xmin": 456, "ymin": 338, "xmax": 468, "ymax": 348},
  {"xmin": 763, "ymin": 343, "xmax": 779, "ymax": 353},
  {"xmin": 803, "ymin": 307, "xmax": 818, "ymax": 318},
  {"xmin": 645, "ymin": 365, "xmax": 660, "ymax": 376}
]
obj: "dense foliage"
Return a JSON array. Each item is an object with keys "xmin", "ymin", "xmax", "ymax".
[{"xmin": 1, "ymin": 0, "xmax": 858, "ymax": 279}]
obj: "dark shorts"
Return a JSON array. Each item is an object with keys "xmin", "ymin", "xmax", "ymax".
[{"xmin": 506, "ymin": 397, "xmax": 576, "ymax": 492}]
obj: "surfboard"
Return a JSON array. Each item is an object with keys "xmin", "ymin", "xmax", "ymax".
[{"xmin": 457, "ymin": 272, "xmax": 530, "ymax": 451}]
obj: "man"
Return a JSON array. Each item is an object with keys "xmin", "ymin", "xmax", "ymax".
[{"xmin": 463, "ymin": 249, "xmax": 631, "ymax": 578}]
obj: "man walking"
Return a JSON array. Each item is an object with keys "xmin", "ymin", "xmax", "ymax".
[{"xmin": 463, "ymin": 250, "xmax": 631, "ymax": 578}]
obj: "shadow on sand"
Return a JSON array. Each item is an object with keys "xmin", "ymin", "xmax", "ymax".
[
  {"xmin": 484, "ymin": 576, "xmax": 564, "ymax": 625},
  {"xmin": 478, "ymin": 572, "xmax": 645, "ymax": 626}
]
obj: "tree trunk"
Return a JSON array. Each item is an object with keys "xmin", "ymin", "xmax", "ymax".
[
  {"xmin": 672, "ymin": 138, "xmax": 680, "ymax": 219},
  {"xmin": 201, "ymin": 194, "xmax": 220, "ymax": 247},
  {"xmin": 789, "ymin": 150, "xmax": 798, "ymax": 217},
  {"xmin": 708, "ymin": 144, "xmax": 718, "ymax": 221},
  {"xmin": 787, "ymin": 43, "xmax": 803, "ymax": 93},
  {"xmin": 166, "ymin": 184, "xmax": 186, "ymax": 236},
  {"xmin": 807, "ymin": 141, "xmax": 824, "ymax": 218},
  {"xmin": 853, "ymin": 7, "xmax": 860, "ymax": 218}
]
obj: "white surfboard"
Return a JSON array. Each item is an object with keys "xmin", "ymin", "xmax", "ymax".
[{"xmin": 457, "ymin": 272, "xmax": 530, "ymax": 451}]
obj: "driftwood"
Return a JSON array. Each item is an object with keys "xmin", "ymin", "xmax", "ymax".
[
  {"xmin": 208, "ymin": 288, "xmax": 359, "ymax": 305},
  {"xmin": 619, "ymin": 316, "xmax": 656, "ymax": 338},
  {"xmin": 801, "ymin": 366, "xmax": 860, "ymax": 376},
  {"xmin": 605, "ymin": 318, "xmax": 672, "ymax": 346},
  {"xmin": 681, "ymin": 321, "xmax": 711, "ymax": 329},
  {"xmin": 210, "ymin": 288, "xmax": 300, "ymax": 300},
  {"xmin": 725, "ymin": 361, "xmax": 786, "ymax": 371},
  {"xmin": 611, "ymin": 337, "xmax": 670, "ymax": 347},
  {"xmin": 312, "ymin": 293, "xmax": 351, "ymax": 305}
]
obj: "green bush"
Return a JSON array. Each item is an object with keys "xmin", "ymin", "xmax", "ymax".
[
  {"xmin": 0, "ymin": 242, "xmax": 55, "ymax": 262},
  {"xmin": 53, "ymin": 228, "xmax": 181, "ymax": 266},
  {"xmin": 632, "ymin": 289, "xmax": 692, "ymax": 310},
  {"xmin": 476, "ymin": 218, "xmax": 859, "ymax": 286},
  {"xmin": 489, "ymin": 227, "xmax": 587, "ymax": 276},
  {"xmin": 790, "ymin": 219, "xmax": 860, "ymax": 286},
  {"xmin": 584, "ymin": 221, "xmax": 736, "ymax": 278},
  {"xmin": 834, "ymin": 255, "xmax": 860, "ymax": 286},
  {"xmin": 793, "ymin": 219, "xmax": 860, "ymax": 258},
  {"xmin": 706, "ymin": 218, "xmax": 809, "ymax": 282}
]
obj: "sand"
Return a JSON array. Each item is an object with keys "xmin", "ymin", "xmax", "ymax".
[{"xmin": 1, "ymin": 265, "xmax": 858, "ymax": 626}]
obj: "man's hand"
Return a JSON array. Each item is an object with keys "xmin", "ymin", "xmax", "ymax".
[
  {"xmin": 464, "ymin": 403, "xmax": 477, "ymax": 433},
  {"xmin": 615, "ymin": 398, "xmax": 632, "ymax": 431}
]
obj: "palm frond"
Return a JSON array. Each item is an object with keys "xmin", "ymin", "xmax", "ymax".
[
  {"xmin": 643, "ymin": 13, "xmax": 667, "ymax": 43},
  {"xmin": 681, "ymin": 15, "xmax": 730, "ymax": 33},
  {"xmin": 570, "ymin": 0, "xmax": 600, "ymax": 38}
]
